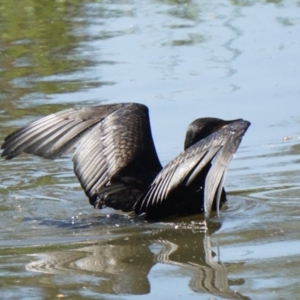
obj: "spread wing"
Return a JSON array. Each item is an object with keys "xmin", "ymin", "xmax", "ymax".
[
  {"xmin": 134, "ymin": 119, "xmax": 250, "ymax": 219},
  {"xmin": 1, "ymin": 103, "xmax": 162, "ymax": 211}
]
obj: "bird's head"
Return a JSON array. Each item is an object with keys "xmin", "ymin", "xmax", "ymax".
[{"xmin": 184, "ymin": 118, "xmax": 242, "ymax": 150}]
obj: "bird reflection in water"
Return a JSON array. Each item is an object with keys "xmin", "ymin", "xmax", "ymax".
[{"xmin": 26, "ymin": 220, "xmax": 248, "ymax": 299}]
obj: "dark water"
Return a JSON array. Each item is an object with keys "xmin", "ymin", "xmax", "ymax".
[{"xmin": 0, "ymin": 1, "xmax": 300, "ymax": 299}]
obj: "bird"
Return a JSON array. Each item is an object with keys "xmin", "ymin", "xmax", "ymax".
[{"xmin": 1, "ymin": 103, "xmax": 250, "ymax": 221}]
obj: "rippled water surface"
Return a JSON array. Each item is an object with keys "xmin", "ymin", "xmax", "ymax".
[{"xmin": 0, "ymin": 1, "xmax": 300, "ymax": 299}]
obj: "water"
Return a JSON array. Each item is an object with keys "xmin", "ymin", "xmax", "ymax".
[{"xmin": 0, "ymin": 0, "xmax": 300, "ymax": 299}]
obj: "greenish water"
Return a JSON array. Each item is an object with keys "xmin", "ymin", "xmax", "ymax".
[{"xmin": 1, "ymin": 1, "xmax": 300, "ymax": 299}]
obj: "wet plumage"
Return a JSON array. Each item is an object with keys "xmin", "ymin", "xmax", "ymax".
[{"xmin": 1, "ymin": 103, "xmax": 250, "ymax": 220}]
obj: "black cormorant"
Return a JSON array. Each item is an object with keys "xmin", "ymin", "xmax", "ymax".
[{"xmin": 1, "ymin": 103, "xmax": 250, "ymax": 220}]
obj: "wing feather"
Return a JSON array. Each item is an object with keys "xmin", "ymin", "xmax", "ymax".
[
  {"xmin": 134, "ymin": 119, "xmax": 250, "ymax": 218},
  {"xmin": 72, "ymin": 103, "xmax": 162, "ymax": 205},
  {"xmin": 1, "ymin": 104, "xmax": 123, "ymax": 159},
  {"xmin": 1, "ymin": 103, "xmax": 162, "ymax": 212}
]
